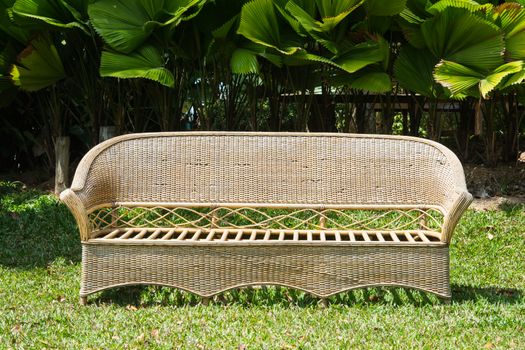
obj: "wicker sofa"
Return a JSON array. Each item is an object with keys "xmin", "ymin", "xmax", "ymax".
[{"xmin": 60, "ymin": 132, "xmax": 472, "ymax": 305}]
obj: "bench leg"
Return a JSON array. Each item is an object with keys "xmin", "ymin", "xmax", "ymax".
[
  {"xmin": 80, "ymin": 296, "xmax": 88, "ymax": 305},
  {"xmin": 319, "ymin": 298, "xmax": 329, "ymax": 308},
  {"xmin": 441, "ymin": 296, "xmax": 451, "ymax": 305},
  {"xmin": 201, "ymin": 297, "xmax": 210, "ymax": 306}
]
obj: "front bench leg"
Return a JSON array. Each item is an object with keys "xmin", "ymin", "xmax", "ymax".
[
  {"xmin": 319, "ymin": 297, "xmax": 329, "ymax": 308},
  {"xmin": 441, "ymin": 296, "xmax": 451, "ymax": 305}
]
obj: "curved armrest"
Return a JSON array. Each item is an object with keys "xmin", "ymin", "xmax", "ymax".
[
  {"xmin": 441, "ymin": 191, "xmax": 473, "ymax": 243},
  {"xmin": 60, "ymin": 189, "xmax": 91, "ymax": 241}
]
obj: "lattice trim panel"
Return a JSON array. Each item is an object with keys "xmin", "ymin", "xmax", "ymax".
[{"xmin": 89, "ymin": 206, "xmax": 444, "ymax": 234}]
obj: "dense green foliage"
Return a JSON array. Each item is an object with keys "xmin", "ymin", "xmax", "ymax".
[
  {"xmin": 0, "ymin": 182, "xmax": 524, "ymax": 348},
  {"xmin": 1, "ymin": 0, "xmax": 525, "ymax": 171}
]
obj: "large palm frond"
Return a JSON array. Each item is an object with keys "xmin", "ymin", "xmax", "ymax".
[
  {"xmin": 10, "ymin": 34, "xmax": 66, "ymax": 91},
  {"xmin": 100, "ymin": 46, "xmax": 175, "ymax": 88},
  {"xmin": 13, "ymin": 0, "xmax": 89, "ymax": 32}
]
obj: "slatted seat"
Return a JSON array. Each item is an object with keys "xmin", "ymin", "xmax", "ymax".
[
  {"xmin": 60, "ymin": 132, "xmax": 472, "ymax": 305},
  {"xmin": 89, "ymin": 227, "xmax": 442, "ymax": 244}
]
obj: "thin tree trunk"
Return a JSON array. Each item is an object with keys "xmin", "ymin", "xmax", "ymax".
[
  {"xmin": 408, "ymin": 94, "xmax": 423, "ymax": 137},
  {"xmin": 54, "ymin": 136, "xmax": 70, "ymax": 195},
  {"xmin": 321, "ymin": 80, "xmax": 336, "ymax": 132},
  {"xmin": 99, "ymin": 126, "xmax": 116, "ymax": 143},
  {"xmin": 502, "ymin": 94, "xmax": 519, "ymax": 162},
  {"xmin": 483, "ymin": 98, "xmax": 497, "ymax": 165},
  {"xmin": 248, "ymin": 77, "xmax": 258, "ymax": 131},
  {"xmin": 380, "ymin": 93, "xmax": 394, "ymax": 134},
  {"xmin": 402, "ymin": 111, "xmax": 409, "ymax": 135},
  {"xmin": 457, "ymin": 98, "xmax": 474, "ymax": 161},
  {"xmin": 355, "ymin": 99, "xmax": 368, "ymax": 133}
]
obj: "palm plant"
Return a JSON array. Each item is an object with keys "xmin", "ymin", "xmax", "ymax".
[
  {"xmin": 232, "ymin": 0, "xmax": 407, "ymax": 131},
  {"xmin": 0, "ymin": 10, "xmax": 19, "ymax": 106},
  {"xmin": 394, "ymin": 0, "xmax": 525, "ymax": 162},
  {"xmin": 0, "ymin": 2, "xmax": 15, "ymax": 88},
  {"xmin": 9, "ymin": 0, "xmax": 91, "ymax": 92},
  {"xmin": 0, "ymin": 2, "xmax": 30, "ymax": 168},
  {"xmin": 5, "ymin": 0, "xmax": 99, "ymax": 191},
  {"xmin": 1, "ymin": 0, "xmax": 523, "ymax": 165},
  {"xmin": 87, "ymin": 0, "xmax": 211, "ymax": 130},
  {"xmin": 88, "ymin": 0, "xmax": 208, "ymax": 86}
]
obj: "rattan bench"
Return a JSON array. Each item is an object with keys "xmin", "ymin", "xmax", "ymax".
[{"xmin": 60, "ymin": 132, "xmax": 472, "ymax": 305}]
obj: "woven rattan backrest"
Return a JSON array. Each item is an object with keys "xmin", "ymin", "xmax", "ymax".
[{"xmin": 71, "ymin": 132, "xmax": 466, "ymax": 212}]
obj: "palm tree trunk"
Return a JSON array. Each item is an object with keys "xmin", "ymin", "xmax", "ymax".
[{"xmin": 54, "ymin": 136, "xmax": 69, "ymax": 194}]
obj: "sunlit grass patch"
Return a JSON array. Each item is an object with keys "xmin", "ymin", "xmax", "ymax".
[{"xmin": 0, "ymin": 182, "xmax": 523, "ymax": 348}]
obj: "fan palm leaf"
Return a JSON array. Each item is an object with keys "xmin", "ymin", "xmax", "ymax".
[
  {"xmin": 421, "ymin": 8, "xmax": 504, "ymax": 71},
  {"xmin": 237, "ymin": 0, "xmax": 300, "ymax": 55},
  {"xmin": 434, "ymin": 60, "xmax": 523, "ymax": 98},
  {"xmin": 13, "ymin": 0, "xmax": 89, "ymax": 32},
  {"xmin": 88, "ymin": 0, "xmax": 207, "ymax": 53},
  {"xmin": 10, "ymin": 34, "xmax": 66, "ymax": 91},
  {"xmin": 0, "ymin": 0, "xmax": 29, "ymax": 43},
  {"xmin": 334, "ymin": 37, "xmax": 388, "ymax": 73},
  {"xmin": 230, "ymin": 48, "xmax": 259, "ymax": 74},
  {"xmin": 491, "ymin": 5, "xmax": 525, "ymax": 60},
  {"xmin": 99, "ymin": 45, "xmax": 175, "ymax": 87},
  {"xmin": 426, "ymin": 0, "xmax": 492, "ymax": 15},
  {"xmin": 366, "ymin": 0, "xmax": 407, "ymax": 16},
  {"xmin": 394, "ymin": 45, "xmax": 443, "ymax": 97}
]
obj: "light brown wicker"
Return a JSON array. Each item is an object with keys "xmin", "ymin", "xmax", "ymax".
[{"xmin": 60, "ymin": 132, "xmax": 472, "ymax": 305}]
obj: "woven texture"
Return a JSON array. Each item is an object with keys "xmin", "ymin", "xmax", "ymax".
[
  {"xmin": 60, "ymin": 132, "xmax": 472, "ymax": 303},
  {"xmin": 81, "ymin": 244, "xmax": 450, "ymax": 298},
  {"xmin": 72, "ymin": 133, "xmax": 465, "ymax": 211}
]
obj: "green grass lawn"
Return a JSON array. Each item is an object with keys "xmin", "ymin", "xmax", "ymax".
[{"xmin": 0, "ymin": 181, "xmax": 524, "ymax": 349}]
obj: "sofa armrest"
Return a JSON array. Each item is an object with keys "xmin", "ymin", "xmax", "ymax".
[
  {"xmin": 441, "ymin": 191, "xmax": 473, "ymax": 243},
  {"xmin": 60, "ymin": 189, "xmax": 91, "ymax": 241}
]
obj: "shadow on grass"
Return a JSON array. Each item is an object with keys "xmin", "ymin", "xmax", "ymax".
[
  {"xmin": 451, "ymin": 285, "xmax": 522, "ymax": 304},
  {"xmin": 0, "ymin": 182, "xmax": 81, "ymax": 268},
  {"xmin": 498, "ymin": 201, "xmax": 525, "ymax": 215},
  {"xmin": 93, "ymin": 284, "xmax": 522, "ymax": 308}
]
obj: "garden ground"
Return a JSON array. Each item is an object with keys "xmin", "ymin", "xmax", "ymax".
[{"xmin": 0, "ymin": 179, "xmax": 524, "ymax": 349}]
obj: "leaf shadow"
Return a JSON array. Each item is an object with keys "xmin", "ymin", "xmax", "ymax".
[
  {"xmin": 93, "ymin": 283, "xmax": 522, "ymax": 308},
  {"xmin": 451, "ymin": 284, "xmax": 522, "ymax": 304},
  {"xmin": 497, "ymin": 201, "xmax": 525, "ymax": 216}
]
